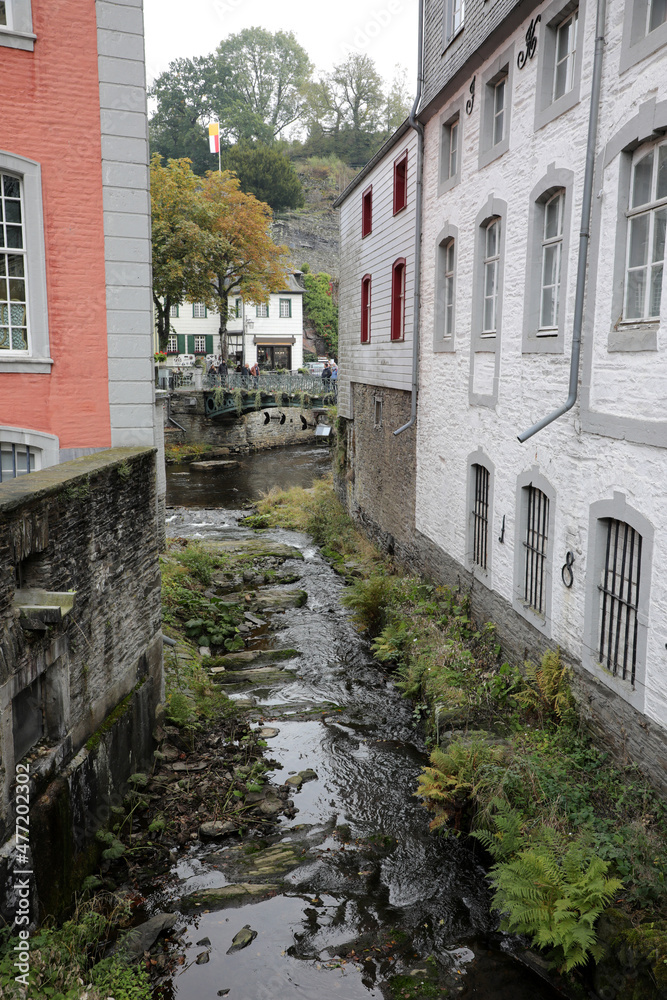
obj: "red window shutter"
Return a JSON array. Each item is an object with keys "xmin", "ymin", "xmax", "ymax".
[
  {"xmin": 362, "ymin": 186, "xmax": 373, "ymax": 237},
  {"xmin": 391, "ymin": 260, "xmax": 406, "ymax": 341},
  {"xmin": 393, "ymin": 152, "xmax": 408, "ymax": 214},
  {"xmin": 361, "ymin": 275, "xmax": 371, "ymax": 343}
]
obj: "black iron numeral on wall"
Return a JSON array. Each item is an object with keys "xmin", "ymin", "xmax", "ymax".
[
  {"xmin": 466, "ymin": 76, "xmax": 475, "ymax": 115},
  {"xmin": 518, "ymin": 16, "xmax": 541, "ymax": 69}
]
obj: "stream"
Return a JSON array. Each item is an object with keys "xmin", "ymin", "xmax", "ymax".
[{"xmin": 154, "ymin": 446, "xmax": 563, "ymax": 1000}]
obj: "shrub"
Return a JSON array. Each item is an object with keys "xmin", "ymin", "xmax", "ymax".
[{"xmin": 341, "ymin": 574, "xmax": 397, "ymax": 636}]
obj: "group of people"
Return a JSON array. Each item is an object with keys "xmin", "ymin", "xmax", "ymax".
[{"xmin": 321, "ymin": 361, "xmax": 338, "ymax": 392}]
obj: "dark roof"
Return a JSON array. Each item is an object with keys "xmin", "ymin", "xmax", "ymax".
[{"xmin": 333, "ymin": 120, "xmax": 413, "ymax": 208}]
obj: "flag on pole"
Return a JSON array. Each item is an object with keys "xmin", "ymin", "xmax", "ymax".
[{"xmin": 208, "ymin": 123, "xmax": 220, "ymax": 154}]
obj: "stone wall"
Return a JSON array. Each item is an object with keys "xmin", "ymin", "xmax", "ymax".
[
  {"xmin": 0, "ymin": 448, "xmax": 163, "ymax": 919},
  {"xmin": 167, "ymin": 391, "xmax": 327, "ymax": 451}
]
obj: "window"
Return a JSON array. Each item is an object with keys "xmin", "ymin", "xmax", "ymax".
[
  {"xmin": 523, "ymin": 485, "xmax": 550, "ymax": 615},
  {"xmin": 0, "ymin": 441, "xmax": 37, "ymax": 481},
  {"xmin": 166, "ymin": 335, "xmax": 177, "ymax": 353},
  {"xmin": 624, "ymin": 141, "xmax": 666, "ymax": 321},
  {"xmin": 553, "ymin": 11, "xmax": 578, "ymax": 100},
  {"xmin": 434, "ymin": 225, "xmax": 458, "ymax": 352},
  {"xmin": 256, "ymin": 303, "xmax": 269, "ymax": 318},
  {"xmin": 620, "ymin": 0, "xmax": 667, "ymax": 70},
  {"xmin": 393, "ymin": 152, "xmax": 408, "ymax": 215},
  {"xmin": 194, "ymin": 336, "xmax": 206, "ymax": 353},
  {"xmin": 361, "ymin": 275, "xmax": 371, "ymax": 344},
  {"xmin": 482, "ymin": 219, "xmax": 500, "ymax": 335},
  {"xmin": 362, "ymin": 186, "xmax": 372, "ymax": 237},
  {"xmin": 648, "ymin": 0, "xmax": 667, "ymax": 31},
  {"xmin": 441, "ymin": 117, "xmax": 459, "ymax": 187},
  {"xmin": 390, "ymin": 259, "xmax": 406, "ymax": 341},
  {"xmin": 535, "ymin": 2, "xmax": 584, "ymax": 130},
  {"xmin": 279, "ymin": 298, "xmax": 291, "ymax": 318},
  {"xmin": 471, "ymin": 464, "xmax": 490, "ymax": 570},
  {"xmin": 0, "ymin": 0, "xmax": 35, "ymax": 52},
  {"xmin": 192, "ymin": 303, "xmax": 206, "ymax": 318},
  {"xmin": 598, "ymin": 519, "xmax": 642, "ymax": 684},
  {"xmin": 0, "ymin": 172, "xmax": 27, "ymax": 354},
  {"xmin": 540, "ymin": 191, "xmax": 565, "ymax": 331},
  {"xmin": 443, "ymin": 0, "xmax": 464, "ymax": 45},
  {"xmin": 523, "ymin": 170, "xmax": 573, "ymax": 354},
  {"xmin": 583, "ymin": 497, "xmax": 652, "ymax": 710},
  {"xmin": 492, "ymin": 77, "xmax": 507, "ymax": 146},
  {"xmin": 374, "ymin": 394, "xmax": 383, "ymax": 428},
  {"xmin": 169, "ymin": 303, "xmax": 179, "ymax": 318}
]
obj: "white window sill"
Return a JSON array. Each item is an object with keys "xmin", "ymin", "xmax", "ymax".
[
  {"xmin": 608, "ymin": 323, "xmax": 658, "ymax": 352},
  {"xmin": 0, "ymin": 356, "xmax": 54, "ymax": 373},
  {"xmin": 0, "ymin": 25, "xmax": 36, "ymax": 50}
]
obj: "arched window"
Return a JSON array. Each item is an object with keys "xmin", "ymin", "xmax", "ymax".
[
  {"xmin": 360, "ymin": 275, "xmax": 371, "ymax": 344},
  {"xmin": 624, "ymin": 139, "xmax": 667, "ymax": 322}
]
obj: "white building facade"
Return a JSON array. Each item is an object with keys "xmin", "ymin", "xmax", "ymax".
[
  {"xmin": 164, "ymin": 275, "xmax": 304, "ymax": 371},
  {"xmin": 337, "ymin": 0, "xmax": 667, "ymax": 786}
]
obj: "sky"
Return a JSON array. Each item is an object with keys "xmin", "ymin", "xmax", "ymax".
[{"xmin": 142, "ymin": 0, "xmax": 419, "ymax": 91}]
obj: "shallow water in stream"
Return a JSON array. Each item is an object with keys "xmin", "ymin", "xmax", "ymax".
[{"xmin": 153, "ymin": 448, "xmax": 562, "ymax": 999}]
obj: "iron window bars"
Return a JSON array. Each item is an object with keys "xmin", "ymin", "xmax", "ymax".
[
  {"xmin": 598, "ymin": 518, "xmax": 642, "ymax": 685},
  {"xmin": 472, "ymin": 464, "xmax": 490, "ymax": 569},
  {"xmin": 0, "ymin": 442, "xmax": 34, "ymax": 481},
  {"xmin": 524, "ymin": 485, "xmax": 549, "ymax": 614}
]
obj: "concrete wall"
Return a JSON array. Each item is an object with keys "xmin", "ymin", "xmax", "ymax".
[
  {"xmin": 96, "ymin": 0, "xmax": 155, "ymax": 449},
  {"xmin": 0, "ymin": 448, "xmax": 162, "ymax": 918}
]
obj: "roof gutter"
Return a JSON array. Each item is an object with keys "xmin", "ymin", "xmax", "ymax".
[
  {"xmin": 518, "ymin": 0, "xmax": 607, "ymax": 443},
  {"xmin": 394, "ymin": 0, "xmax": 425, "ymax": 437}
]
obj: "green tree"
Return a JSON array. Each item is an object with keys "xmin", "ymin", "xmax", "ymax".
[
  {"xmin": 216, "ymin": 28, "xmax": 313, "ymax": 139},
  {"xmin": 302, "ymin": 271, "xmax": 338, "ymax": 356},
  {"xmin": 223, "ymin": 143, "xmax": 305, "ymax": 211},
  {"xmin": 199, "ymin": 170, "xmax": 291, "ymax": 358},
  {"xmin": 150, "ymin": 155, "xmax": 214, "ymax": 349},
  {"xmin": 385, "ymin": 65, "xmax": 412, "ymax": 131}
]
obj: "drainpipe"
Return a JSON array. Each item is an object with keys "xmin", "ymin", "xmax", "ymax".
[
  {"xmin": 518, "ymin": 0, "xmax": 607, "ymax": 443},
  {"xmin": 394, "ymin": 0, "xmax": 425, "ymax": 436},
  {"xmin": 166, "ymin": 395, "xmax": 188, "ymax": 435}
]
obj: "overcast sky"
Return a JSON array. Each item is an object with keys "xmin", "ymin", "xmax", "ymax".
[{"xmin": 142, "ymin": 0, "xmax": 419, "ymax": 91}]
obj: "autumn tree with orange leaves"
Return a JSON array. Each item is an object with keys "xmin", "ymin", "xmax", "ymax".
[
  {"xmin": 150, "ymin": 156, "xmax": 289, "ymax": 356},
  {"xmin": 199, "ymin": 170, "xmax": 290, "ymax": 359}
]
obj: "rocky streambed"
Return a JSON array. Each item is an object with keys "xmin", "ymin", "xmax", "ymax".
[{"xmin": 124, "ymin": 505, "xmax": 564, "ymax": 1000}]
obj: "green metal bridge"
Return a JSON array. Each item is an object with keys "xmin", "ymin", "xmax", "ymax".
[{"xmin": 201, "ymin": 373, "xmax": 336, "ymax": 419}]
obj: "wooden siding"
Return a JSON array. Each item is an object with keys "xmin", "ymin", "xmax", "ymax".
[{"xmin": 338, "ymin": 130, "xmax": 418, "ymax": 419}]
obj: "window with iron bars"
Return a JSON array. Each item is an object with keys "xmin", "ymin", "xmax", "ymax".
[
  {"xmin": 472, "ymin": 464, "xmax": 490, "ymax": 569},
  {"xmin": 523, "ymin": 485, "xmax": 549, "ymax": 614},
  {"xmin": 598, "ymin": 518, "xmax": 642, "ymax": 684},
  {"xmin": 0, "ymin": 442, "xmax": 35, "ymax": 481}
]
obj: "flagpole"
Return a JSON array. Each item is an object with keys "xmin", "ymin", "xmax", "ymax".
[{"xmin": 218, "ymin": 120, "xmax": 221, "ymax": 173}]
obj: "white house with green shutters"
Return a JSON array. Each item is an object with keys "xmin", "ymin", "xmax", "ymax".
[{"xmin": 163, "ymin": 274, "xmax": 305, "ymax": 370}]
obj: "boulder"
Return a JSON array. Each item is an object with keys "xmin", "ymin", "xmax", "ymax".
[{"xmin": 227, "ymin": 925, "xmax": 257, "ymax": 954}]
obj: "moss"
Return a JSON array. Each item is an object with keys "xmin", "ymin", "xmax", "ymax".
[
  {"xmin": 388, "ymin": 974, "xmax": 446, "ymax": 998},
  {"xmin": 85, "ymin": 679, "xmax": 145, "ymax": 755}
]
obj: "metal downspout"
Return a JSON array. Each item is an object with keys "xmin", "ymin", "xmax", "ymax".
[
  {"xmin": 518, "ymin": 0, "xmax": 607, "ymax": 443},
  {"xmin": 394, "ymin": 0, "xmax": 425, "ymax": 436}
]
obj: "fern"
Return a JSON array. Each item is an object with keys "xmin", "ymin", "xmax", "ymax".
[
  {"xmin": 519, "ymin": 649, "xmax": 575, "ymax": 723},
  {"xmin": 490, "ymin": 834, "xmax": 623, "ymax": 971},
  {"xmin": 416, "ymin": 739, "xmax": 510, "ymax": 832},
  {"xmin": 472, "ymin": 798, "xmax": 525, "ymax": 860}
]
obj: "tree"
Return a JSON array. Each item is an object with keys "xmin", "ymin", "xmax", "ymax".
[
  {"xmin": 385, "ymin": 65, "xmax": 413, "ymax": 131},
  {"xmin": 148, "ymin": 54, "xmax": 272, "ymax": 172},
  {"xmin": 150, "ymin": 155, "xmax": 215, "ymax": 350},
  {"xmin": 302, "ymin": 271, "xmax": 338, "ymax": 357},
  {"xmin": 216, "ymin": 28, "xmax": 313, "ymax": 140},
  {"xmin": 199, "ymin": 171, "xmax": 291, "ymax": 358},
  {"xmin": 304, "ymin": 54, "xmax": 387, "ymax": 165},
  {"xmin": 222, "ymin": 144, "xmax": 304, "ymax": 211}
]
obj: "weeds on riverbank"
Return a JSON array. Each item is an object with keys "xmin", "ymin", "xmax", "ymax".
[
  {"xmin": 255, "ymin": 479, "xmax": 667, "ymax": 980},
  {"xmin": 0, "ymin": 894, "xmax": 151, "ymax": 1000},
  {"xmin": 164, "ymin": 441, "xmax": 214, "ymax": 464}
]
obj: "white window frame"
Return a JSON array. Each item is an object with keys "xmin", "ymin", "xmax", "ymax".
[
  {"xmin": 438, "ymin": 98, "xmax": 464, "ymax": 197},
  {"xmin": 623, "ymin": 140, "xmax": 667, "ymax": 323},
  {"xmin": 0, "ymin": 152, "xmax": 50, "ymax": 372},
  {"xmin": 482, "ymin": 219, "xmax": 500, "ymax": 336},
  {"xmin": 620, "ymin": 0, "xmax": 667, "ymax": 70},
  {"xmin": 166, "ymin": 334, "xmax": 178, "ymax": 353},
  {"xmin": 0, "ymin": 0, "xmax": 35, "ymax": 51},
  {"xmin": 479, "ymin": 46, "xmax": 514, "ymax": 169},
  {"xmin": 256, "ymin": 303, "xmax": 269, "ymax": 318},
  {"xmin": 169, "ymin": 303, "xmax": 179, "ymax": 318},
  {"xmin": 553, "ymin": 10, "xmax": 578, "ymax": 101},
  {"xmin": 0, "ymin": 170, "xmax": 28, "ymax": 356},
  {"xmin": 193, "ymin": 335, "xmax": 206, "ymax": 354},
  {"xmin": 539, "ymin": 190, "xmax": 565, "ymax": 331},
  {"xmin": 492, "ymin": 78, "xmax": 506, "ymax": 147},
  {"xmin": 279, "ymin": 298, "xmax": 291, "ymax": 318},
  {"xmin": 434, "ymin": 224, "xmax": 458, "ymax": 353},
  {"xmin": 192, "ymin": 302, "xmax": 206, "ymax": 319}
]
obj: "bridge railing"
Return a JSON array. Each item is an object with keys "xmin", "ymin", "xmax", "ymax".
[{"xmin": 202, "ymin": 372, "xmax": 332, "ymax": 395}]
